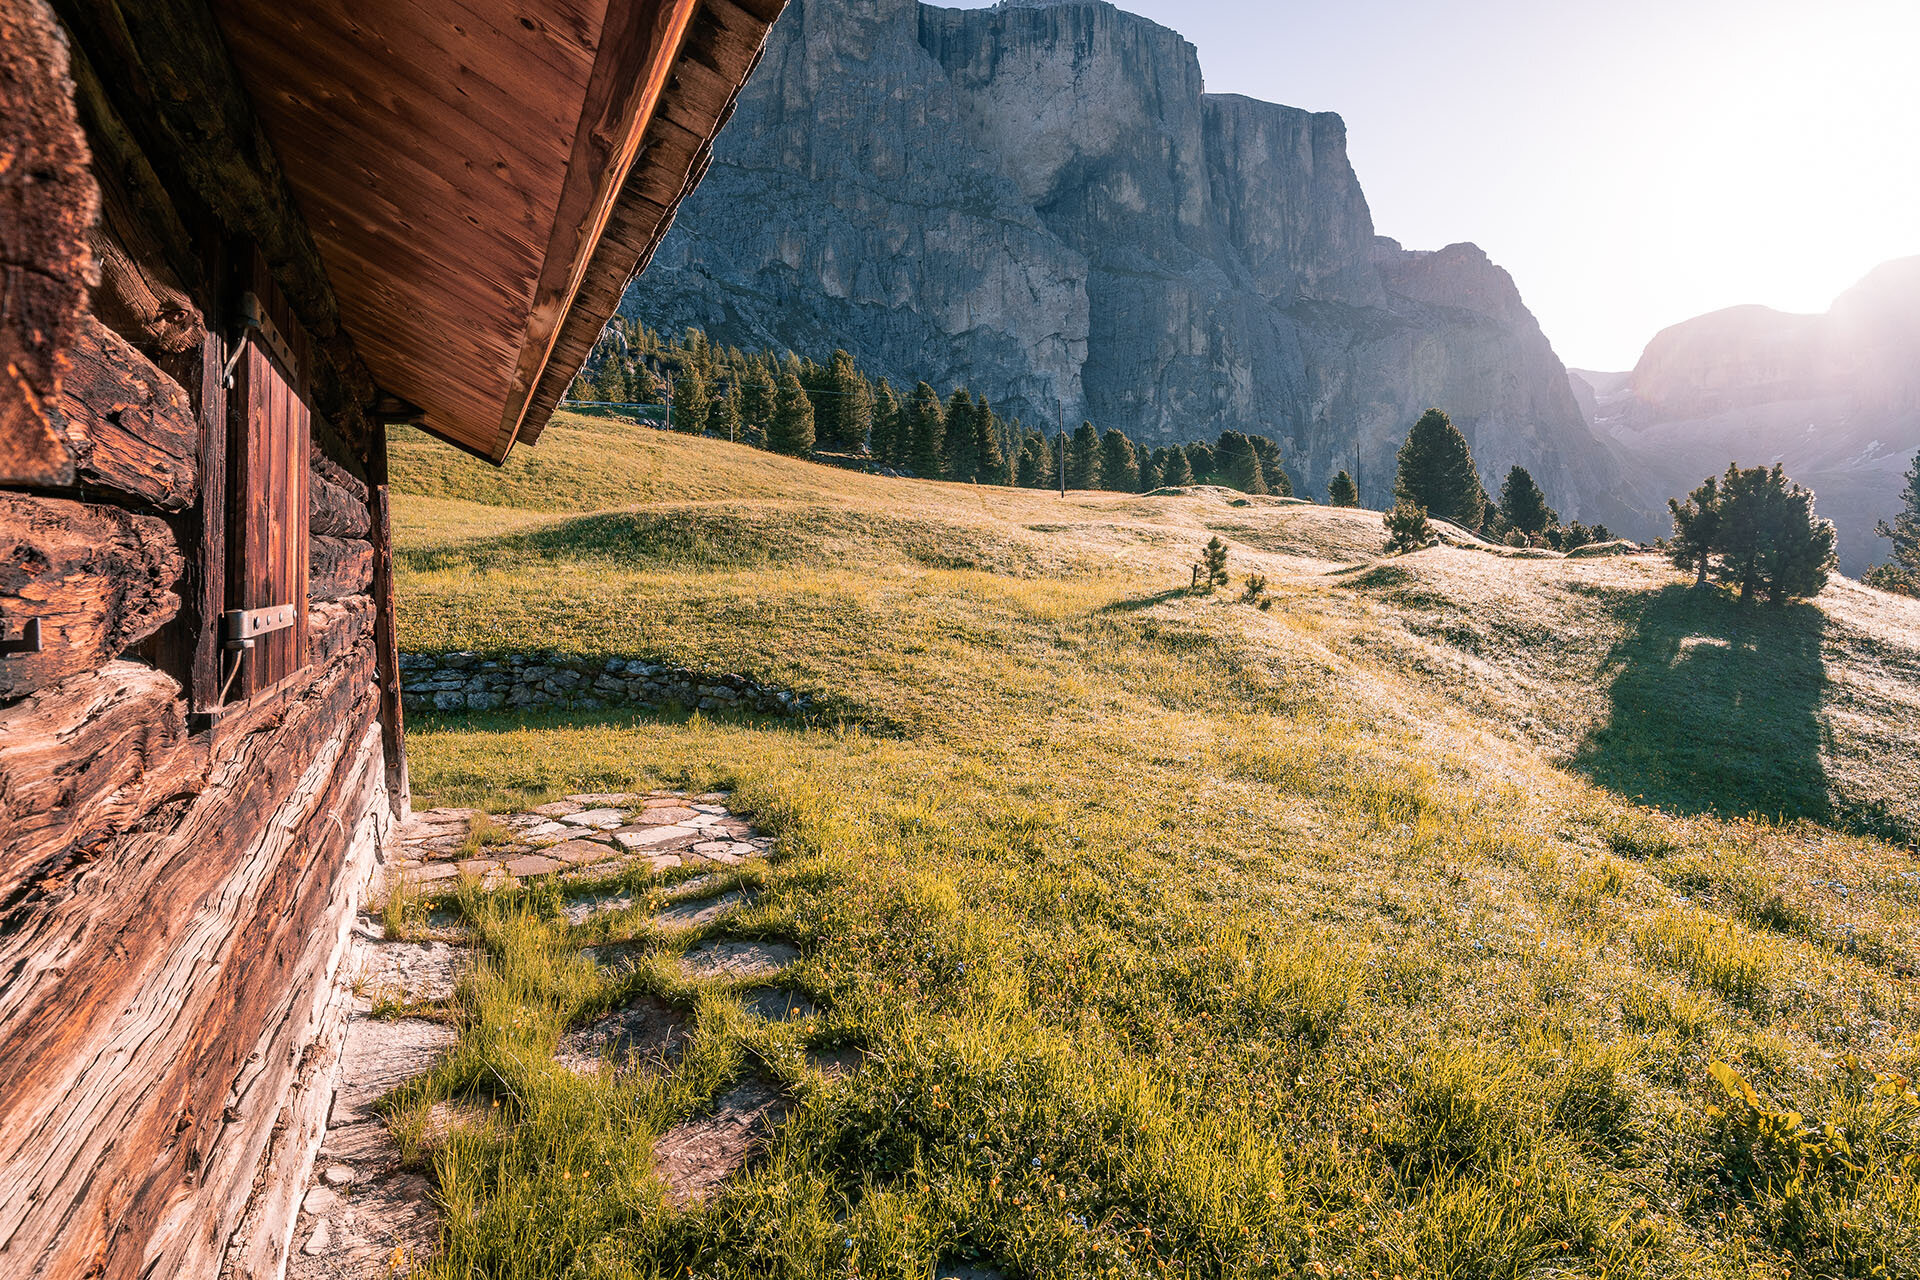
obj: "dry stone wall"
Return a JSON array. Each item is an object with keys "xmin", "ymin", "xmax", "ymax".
[{"xmin": 398, "ymin": 652, "xmax": 811, "ymax": 717}]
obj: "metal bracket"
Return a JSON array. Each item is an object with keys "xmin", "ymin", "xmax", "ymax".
[
  {"xmin": 0, "ymin": 618, "xmax": 42, "ymax": 656},
  {"xmin": 224, "ymin": 604, "xmax": 297, "ymax": 651}
]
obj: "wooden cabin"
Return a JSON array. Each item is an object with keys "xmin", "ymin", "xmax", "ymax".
[{"xmin": 0, "ymin": 0, "xmax": 784, "ymax": 1275}]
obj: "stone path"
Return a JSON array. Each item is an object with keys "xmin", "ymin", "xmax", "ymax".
[
  {"xmin": 292, "ymin": 790, "xmax": 816, "ymax": 1277},
  {"xmin": 387, "ymin": 792, "xmax": 772, "ymax": 892}
]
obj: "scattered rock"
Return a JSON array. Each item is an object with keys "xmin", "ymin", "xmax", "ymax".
[
  {"xmin": 681, "ymin": 940, "xmax": 798, "ymax": 981},
  {"xmin": 564, "ymin": 890, "xmax": 636, "ymax": 925},
  {"xmin": 614, "ymin": 825, "xmax": 699, "ymax": 849},
  {"xmin": 530, "ymin": 800, "xmax": 583, "ymax": 817},
  {"xmin": 652, "ymin": 1076, "xmax": 790, "ymax": 1206},
  {"xmin": 304, "ymin": 1186, "xmax": 341, "ymax": 1214},
  {"xmin": 322, "ymin": 1164, "xmax": 356, "ymax": 1188},
  {"xmin": 743, "ymin": 986, "xmax": 816, "ymax": 1021},
  {"xmin": 560, "ymin": 807, "xmax": 627, "ymax": 828},
  {"xmin": 503, "ymin": 853, "xmax": 567, "ymax": 877},
  {"xmin": 302, "ymin": 1220, "xmax": 331, "ymax": 1256},
  {"xmin": 547, "ymin": 839, "xmax": 617, "ymax": 866},
  {"xmin": 568, "ymin": 792, "xmax": 640, "ymax": 806},
  {"xmin": 633, "ymin": 806, "xmax": 699, "ymax": 826},
  {"xmin": 653, "ymin": 892, "xmax": 748, "ymax": 930},
  {"xmin": 358, "ymin": 937, "xmax": 467, "ymax": 1003},
  {"xmin": 557, "ymin": 996, "xmax": 691, "ymax": 1075}
]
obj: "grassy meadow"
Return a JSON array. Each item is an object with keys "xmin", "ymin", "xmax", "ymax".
[{"xmin": 386, "ymin": 415, "xmax": 1920, "ymax": 1279}]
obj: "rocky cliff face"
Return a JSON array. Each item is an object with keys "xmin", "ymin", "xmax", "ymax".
[
  {"xmin": 1576, "ymin": 258, "xmax": 1920, "ymax": 572},
  {"xmin": 625, "ymin": 0, "xmax": 1631, "ymax": 520}
]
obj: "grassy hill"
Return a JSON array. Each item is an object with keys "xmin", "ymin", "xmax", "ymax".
[{"xmin": 388, "ymin": 416, "xmax": 1920, "ymax": 1279}]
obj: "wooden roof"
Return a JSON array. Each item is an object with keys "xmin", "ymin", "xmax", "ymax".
[{"xmin": 209, "ymin": 0, "xmax": 784, "ymax": 463}]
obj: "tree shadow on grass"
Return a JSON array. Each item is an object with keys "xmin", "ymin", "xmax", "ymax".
[{"xmin": 1573, "ymin": 584, "xmax": 1835, "ymax": 827}]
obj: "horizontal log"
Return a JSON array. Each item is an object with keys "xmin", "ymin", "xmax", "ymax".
[
  {"xmin": 0, "ymin": 661, "xmax": 193, "ymax": 916},
  {"xmin": 310, "ymin": 449, "xmax": 370, "ymax": 539},
  {"xmin": 309, "ymin": 536, "xmax": 374, "ymax": 603},
  {"xmin": 306, "ymin": 594, "xmax": 372, "ymax": 668},
  {"xmin": 89, "ymin": 225, "xmax": 205, "ymax": 359},
  {"xmin": 51, "ymin": 314, "xmax": 199, "ymax": 509},
  {"xmin": 0, "ymin": 492, "xmax": 184, "ymax": 701},
  {"xmin": 0, "ymin": 642, "xmax": 380, "ymax": 1280}
]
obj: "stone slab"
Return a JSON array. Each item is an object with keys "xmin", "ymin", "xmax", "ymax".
[
  {"xmin": 503, "ymin": 853, "xmax": 567, "ymax": 877},
  {"xmin": 681, "ymin": 940, "xmax": 799, "ymax": 981},
  {"xmin": 653, "ymin": 892, "xmax": 748, "ymax": 930},
  {"xmin": 613, "ymin": 825, "xmax": 698, "ymax": 849}
]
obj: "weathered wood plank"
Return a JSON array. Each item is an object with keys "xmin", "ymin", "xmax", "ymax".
[
  {"xmin": 0, "ymin": 493, "xmax": 183, "ymax": 701},
  {"xmin": 0, "ymin": 641, "xmax": 379, "ymax": 1280},
  {"xmin": 306, "ymin": 594, "xmax": 371, "ymax": 668},
  {"xmin": 0, "ymin": 661, "xmax": 193, "ymax": 918},
  {"xmin": 367, "ymin": 421, "xmax": 409, "ymax": 810},
  {"xmin": 0, "ymin": 0, "xmax": 94, "ymax": 486},
  {"xmin": 309, "ymin": 536, "xmax": 373, "ymax": 603},
  {"xmin": 51, "ymin": 314, "xmax": 199, "ymax": 509},
  {"xmin": 310, "ymin": 444, "xmax": 370, "ymax": 539}
]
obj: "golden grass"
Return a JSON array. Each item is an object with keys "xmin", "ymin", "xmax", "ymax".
[{"xmin": 386, "ymin": 416, "xmax": 1920, "ymax": 1279}]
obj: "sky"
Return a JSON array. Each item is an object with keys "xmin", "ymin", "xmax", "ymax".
[{"xmin": 942, "ymin": 0, "xmax": 1920, "ymax": 371}]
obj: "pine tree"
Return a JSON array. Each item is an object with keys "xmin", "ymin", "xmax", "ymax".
[
  {"xmin": 1706, "ymin": 463, "xmax": 1835, "ymax": 603},
  {"xmin": 972, "ymin": 397, "xmax": 1007, "ymax": 484},
  {"xmin": 1137, "ymin": 449, "xmax": 1160, "ymax": 492},
  {"xmin": 1066, "ymin": 421, "xmax": 1102, "ymax": 489},
  {"xmin": 669, "ymin": 370, "xmax": 708, "ymax": 434},
  {"xmin": 944, "ymin": 389, "xmax": 980, "ymax": 481},
  {"xmin": 1865, "ymin": 450, "xmax": 1920, "ymax": 596},
  {"xmin": 870, "ymin": 379, "xmax": 902, "ymax": 463},
  {"xmin": 1198, "ymin": 535, "xmax": 1229, "ymax": 592},
  {"xmin": 1668, "ymin": 474, "xmax": 1722, "ymax": 587},
  {"xmin": 1394, "ymin": 409, "xmax": 1484, "ymax": 527},
  {"xmin": 768, "ymin": 371, "xmax": 815, "ymax": 457},
  {"xmin": 1099, "ymin": 428, "xmax": 1139, "ymax": 492},
  {"xmin": 1248, "ymin": 435, "xmax": 1292, "ymax": 496},
  {"xmin": 907, "ymin": 381, "xmax": 946, "ymax": 478},
  {"xmin": 1327, "ymin": 470, "xmax": 1358, "ymax": 507},
  {"xmin": 1496, "ymin": 465, "xmax": 1556, "ymax": 539},
  {"xmin": 1155, "ymin": 446, "xmax": 1193, "ymax": 487},
  {"xmin": 1384, "ymin": 500, "xmax": 1435, "ymax": 554},
  {"xmin": 740, "ymin": 362, "xmax": 775, "ymax": 432},
  {"xmin": 705, "ymin": 386, "xmax": 740, "ymax": 442},
  {"xmin": 1216, "ymin": 431, "xmax": 1267, "ymax": 495},
  {"xmin": 1184, "ymin": 441, "xmax": 1216, "ymax": 485},
  {"xmin": 1017, "ymin": 431, "xmax": 1053, "ymax": 488}
]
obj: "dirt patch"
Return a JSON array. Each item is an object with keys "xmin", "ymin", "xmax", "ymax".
[{"xmin": 652, "ymin": 1075, "xmax": 790, "ymax": 1206}]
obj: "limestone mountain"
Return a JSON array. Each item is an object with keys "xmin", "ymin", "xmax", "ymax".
[
  {"xmin": 621, "ymin": 0, "xmax": 1637, "ymax": 524},
  {"xmin": 1575, "ymin": 257, "xmax": 1920, "ymax": 572}
]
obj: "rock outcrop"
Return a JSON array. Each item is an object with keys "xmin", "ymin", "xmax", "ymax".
[
  {"xmin": 1576, "ymin": 257, "xmax": 1920, "ymax": 572},
  {"xmin": 623, "ymin": 0, "xmax": 1635, "ymax": 523}
]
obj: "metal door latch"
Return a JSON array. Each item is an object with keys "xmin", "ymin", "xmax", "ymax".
[
  {"xmin": 224, "ymin": 604, "xmax": 297, "ymax": 651},
  {"xmin": 0, "ymin": 618, "xmax": 42, "ymax": 655}
]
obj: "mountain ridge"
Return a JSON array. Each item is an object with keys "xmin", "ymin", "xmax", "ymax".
[{"xmin": 621, "ymin": 0, "xmax": 1640, "ymax": 524}]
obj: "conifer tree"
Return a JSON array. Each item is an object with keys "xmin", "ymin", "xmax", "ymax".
[
  {"xmin": 1384, "ymin": 500, "xmax": 1435, "ymax": 554},
  {"xmin": 1156, "ymin": 446, "xmax": 1193, "ymax": 487},
  {"xmin": 768, "ymin": 371, "xmax": 815, "ymax": 457},
  {"xmin": 1496, "ymin": 465, "xmax": 1556, "ymax": 539},
  {"xmin": 1394, "ymin": 409, "xmax": 1484, "ymax": 527},
  {"xmin": 1017, "ymin": 431, "xmax": 1053, "ymax": 488},
  {"xmin": 1199, "ymin": 536, "xmax": 1229, "ymax": 592},
  {"xmin": 1865, "ymin": 450, "xmax": 1920, "ymax": 596},
  {"xmin": 740, "ymin": 362, "xmax": 776, "ymax": 431},
  {"xmin": 1668, "ymin": 474, "xmax": 1722, "ymax": 586},
  {"xmin": 1697, "ymin": 463, "xmax": 1835, "ymax": 603},
  {"xmin": 1185, "ymin": 441, "xmax": 1216, "ymax": 485},
  {"xmin": 1099, "ymin": 428, "xmax": 1139, "ymax": 492},
  {"xmin": 705, "ymin": 386, "xmax": 740, "ymax": 442},
  {"xmin": 972, "ymin": 397, "xmax": 1007, "ymax": 484},
  {"xmin": 669, "ymin": 370, "xmax": 708, "ymax": 433},
  {"xmin": 907, "ymin": 381, "xmax": 946, "ymax": 478},
  {"xmin": 1066, "ymin": 421, "xmax": 1102, "ymax": 489},
  {"xmin": 1216, "ymin": 431, "xmax": 1267, "ymax": 495},
  {"xmin": 944, "ymin": 389, "xmax": 979, "ymax": 480},
  {"xmin": 870, "ymin": 379, "xmax": 902, "ymax": 462},
  {"xmin": 1138, "ymin": 449, "xmax": 1160, "ymax": 492},
  {"xmin": 1327, "ymin": 470, "xmax": 1359, "ymax": 507},
  {"xmin": 1248, "ymin": 435, "xmax": 1292, "ymax": 496}
]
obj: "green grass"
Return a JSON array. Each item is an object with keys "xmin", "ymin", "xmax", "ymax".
[{"xmin": 388, "ymin": 416, "xmax": 1920, "ymax": 1279}]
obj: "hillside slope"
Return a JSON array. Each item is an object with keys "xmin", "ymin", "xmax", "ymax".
[{"xmin": 386, "ymin": 418, "xmax": 1920, "ymax": 1280}]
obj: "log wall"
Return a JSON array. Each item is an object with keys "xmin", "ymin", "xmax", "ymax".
[{"xmin": 0, "ymin": 4, "xmax": 402, "ymax": 1277}]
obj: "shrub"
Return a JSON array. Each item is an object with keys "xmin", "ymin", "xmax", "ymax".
[{"xmin": 1383, "ymin": 500, "xmax": 1435, "ymax": 554}]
